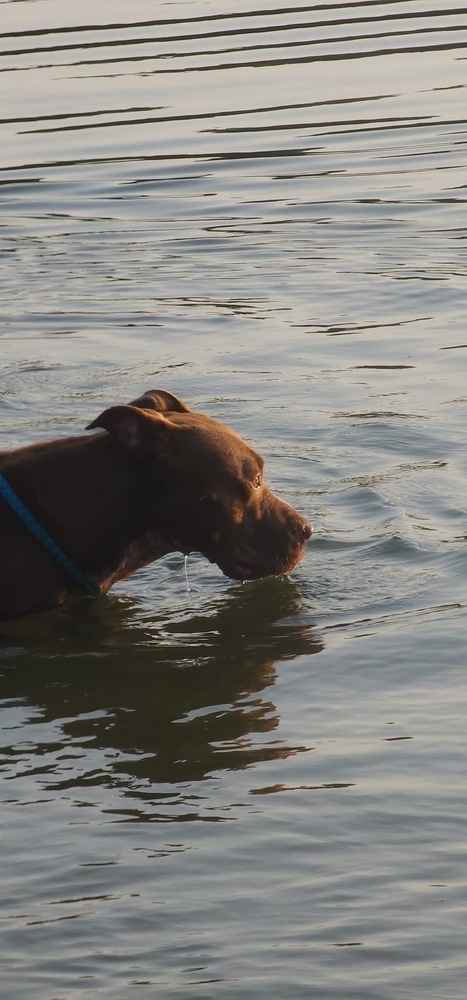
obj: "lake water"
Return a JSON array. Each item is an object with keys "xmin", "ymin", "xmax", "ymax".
[{"xmin": 1, "ymin": 2, "xmax": 467, "ymax": 997}]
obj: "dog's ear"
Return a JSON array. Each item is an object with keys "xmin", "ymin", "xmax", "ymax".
[
  {"xmin": 129, "ymin": 389, "xmax": 190, "ymax": 414},
  {"xmin": 86, "ymin": 404, "xmax": 172, "ymax": 458}
]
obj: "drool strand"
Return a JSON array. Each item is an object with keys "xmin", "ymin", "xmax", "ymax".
[{"xmin": 184, "ymin": 554, "xmax": 191, "ymax": 593}]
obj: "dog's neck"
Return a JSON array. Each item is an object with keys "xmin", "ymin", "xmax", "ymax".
[{"xmin": 1, "ymin": 432, "xmax": 174, "ymax": 592}]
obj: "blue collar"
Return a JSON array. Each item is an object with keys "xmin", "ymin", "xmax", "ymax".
[{"xmin": 0, "ymin": 473, "xmax": 100, "ymax": 597}]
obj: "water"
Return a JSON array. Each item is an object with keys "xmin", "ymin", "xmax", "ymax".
[{"xmin": 1, "ymin": 2, "xmax": 467, "ymax": 996}]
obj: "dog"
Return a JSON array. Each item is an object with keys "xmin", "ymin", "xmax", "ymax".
[{"xmin": 0, "ymin": 390, "xmax": 312, "ymax": 620}]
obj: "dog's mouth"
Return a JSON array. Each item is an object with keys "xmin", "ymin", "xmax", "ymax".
[
  {"xmin": 215, "ymin": 546, "xmax": 307, "ymax": 582},
  {"xmin": 181, "ymin": 520, "xmax": 312, "ymax": 582},
  {"xmin": 230, "ymin": 558, "xmax": 264, "ymax": 581}
]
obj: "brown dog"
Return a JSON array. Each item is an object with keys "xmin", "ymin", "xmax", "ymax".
[{"xmin": 0, "ymin": 390, "xmax": 312, "ymax": 620}]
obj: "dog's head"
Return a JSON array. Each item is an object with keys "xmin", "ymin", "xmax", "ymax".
[{"xmin": 87, "ymin": 390, "xmax": 312, "ymax": 580}]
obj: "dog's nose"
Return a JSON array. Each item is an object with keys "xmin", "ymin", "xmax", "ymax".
[{"xmin": 301, "ymin": 519, "xmax": 313, "ymax": 540}]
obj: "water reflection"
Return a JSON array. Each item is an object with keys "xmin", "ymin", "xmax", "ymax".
[
  {"xmin": 3, "ymin": 8, "xmax": 465, "ymax": 77},
  {"xmin": 0, "ymin": 578, "xmax": 322, "ymax": 813}
]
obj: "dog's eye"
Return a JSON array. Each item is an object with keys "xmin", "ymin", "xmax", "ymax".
[{"xmin": 252, "ymin": 474, "xmax": 262, "ymax": 490}]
